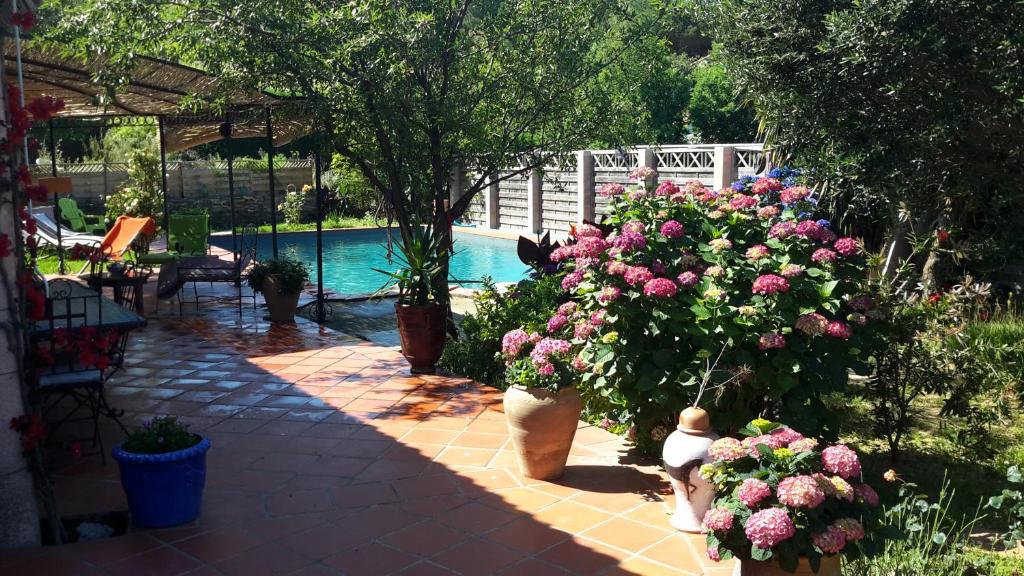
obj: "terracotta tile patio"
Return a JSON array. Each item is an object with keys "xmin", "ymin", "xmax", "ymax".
[{"xmin": 0, "ymin": 284, "xmax": 734, "ymax": 576}]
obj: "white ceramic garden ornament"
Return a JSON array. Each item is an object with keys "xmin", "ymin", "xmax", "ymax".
[{"xmin": 662, "ymin": 406, "xmax": 718, "ymax": 532}]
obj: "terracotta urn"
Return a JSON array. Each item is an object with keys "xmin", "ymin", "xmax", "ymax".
[
  {"xmin": 395, "ymin": 303, "xmax": 448, "ymax": 374},
  {"xmin": 733, "ymin": 555, "xmax": 841, "ymax": 576},
  {"xmin": 262, "ymin": 275, "xmax": 301, "ymax": 323},
  {"xmin": 503, "ymin": 386, "xmax": 582, "ymax": 480},
  {"xmin": 662, "ymin": 406, "xmax": 718, "ymax": 532}
]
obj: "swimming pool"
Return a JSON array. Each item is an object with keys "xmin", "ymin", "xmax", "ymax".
[{"xmin": 211, "ymin": 228, "xmax": 530, "ymax": 295}]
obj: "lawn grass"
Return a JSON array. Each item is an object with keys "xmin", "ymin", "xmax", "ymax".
[
  {"xmin": 34, "ymin": 257, "xmax": 90, "ymax": 275},
  {"xmin": 231, "ymin": 214, "xmax": 379, "ymax": 234}
]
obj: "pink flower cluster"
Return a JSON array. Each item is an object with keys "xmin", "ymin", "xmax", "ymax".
[
  {"xmin": 575, "ymin": 236, "xmax": 609, "ymax": 258},
  {"xmin": 677, "ymin": 271, "xmax": 699, "ymax": 288},
  {"xmin": 529, "ymin": 338, "xmax": 571, "ymax": 375},
  {"xmin": 752, "ymin": 178, "xmax": 783, "ymax": 195},
  {"xmin": 628, "ymin": 166, "xmax": 656, "ymax": 180},
  {"xmin": 659, "ymin": 220, "xmax": 684, "ymax": 238},
  {"xmin": 826, "ymin": 320, "xmax": 852, "ymax": 339},
  {"xmin": 854, "ymin": 483, "xmax": 880, "ymax": 506},
  {"xmin": 708, "ymin": 437, "xmax": 747, "ymax": 461},
  {"xmin": 549, "ymin": 245, "xmax": 574, "ymax": 262},
  {"xmin": 744, "ymin": 508, "xmax": 796, "ymax": 548},
  {"xmin": 796, "ymin": 220, "xmax": 824, "ymax": 240},
  {"xmin": 643, "ymin": 278, "xmax": 678, "ymax": 298},
  {"xmin": 745, "ymin": 244, "xmax": 770, "ymax": 260},
  {"xmin": 737, "ymin": 478, "xmax": 773, "ymax": 507},
  {"xmin": 780, "ymin": 263, "xmax": 804, "ymax": 278},
  {"xmin": 779, "ymin": 186, "xmax": 810, "ymax": 204},
  {"xmin": 708, "ymin": 238, "xmax": 733, "ymax": 252},
  {"xmin": 768, "ymin": 221, "xmax": 797, "ymax": 239},
  {"xmin": 612, "ymin": 232, "xmax": 646, "ymax": 253},
  {"xmin": 752, "ymin": 274, "xmax": 790, "ymax": 295},
  {"xmin": 597, "ymin": 286, "xmax": 621, "ymax": 304},
  {"xmin": 729, "ymin": 194, "xmax": 758, "ymax": 210},
  {"xmin": 561, "ymin": 270, "xmax": 584, "ymax": 291},
  {"xmin": 598, "ymin": 183, "xmax": 625, "ymax": 197},
  {"xmin": 834, "ymin": 237, "xmax": 859, "ymax": 256},
  {"xmin": 655, "ymin": 180, "xmax": 680, "ymax": 196},
  {"xmin": 757, "ymin": 205, "xmax": 780, "ymax": 219},
  {"xmin": 501, "ymin": 329, "xmax": 530, "ymax": 357},
  {"xmin": 758, "ymin": 332, "xmax": 785, "ymax": 351},
  {"xmin": 821, "ymin": 445, "xmax": 862, "ymax": 479},
  {"xmin": 795, "ymin": 312, "xmax": 828, "ymax": 335},
  {"xmin": 702, "ymin": 507, "xmax": 735, "ymax": 532},
  {"xmin": 547, "ymin": 314, "xmax": 568, "ymax": 333},
  {"xmin": 624, "ymin": 265, "xmax": 654, "ymax": 286},
  {"xmin": 812, "ymin": 518, "xmax": 865, "ymax": 555},
  {"xmin": 777, "ymin": 475, "xmax": 827, "ymax": 509},
  {"xmin": 812, "ymin": 248, "xmax": 837, "ymax": 263}
]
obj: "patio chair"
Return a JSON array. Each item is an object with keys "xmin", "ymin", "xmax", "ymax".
[
  {"xmin": 58, "ymin": 197, "xmax": 106, "ymax": 235},
  {"xmin": 31, "ymin": 278, "xmax": 132, "ymax": 462},
  {"xmin": 156, "ymin": 224, "xmax": 259, "ymax": 316},
  {"xmin": 137, "ymin": 213, "xmax": 210, "ymax": 266}
]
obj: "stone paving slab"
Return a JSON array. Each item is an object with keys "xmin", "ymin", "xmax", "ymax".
[{"xmin": 0, "ymin": 283, "xmax": 733, "ymax": 575}]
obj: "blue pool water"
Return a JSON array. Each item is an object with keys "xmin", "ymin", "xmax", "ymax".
[{"xmin": 212, "ymin": 228, "xmax": 529, "ymax": 295}]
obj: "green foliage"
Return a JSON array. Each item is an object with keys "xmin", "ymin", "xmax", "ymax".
[
  {"xmin": 103, "ymin": 150, "xmax": 164, "ymax": 223},
  {"xmin": 122, "ymin": 416, "xmax": 200, "ymax": 455},
  {"xmin": 247, "ymin": 258, "xmax": 310, "ymax": 295},
  {"xmin": 440, "ymin": 275, "xmax": 565, "ymax": 388},
  {"xmin": 986, "ymin": 466, "xmax": 1024, "ymax": 551},
  {"xmin": 687, "ymin": 59, "xmax": 756, "ymax": 143},
  {"xmin": 374, "ymin": 227, "xmax": 446, "ymax": 306},
  {"xmin": 277, "ymin": 186, "xmax": 306, "ymax": 225},
  {"xmin": 85, "ymin": 124, "xmax": 158, "ymax": 162},
  {"xmin": 695, "ymin": 0, "xmax": 1024, "ymax": 273},
  {"xmin": 325, "ymin": 154, "xmax": 377, "ymax": 217}
]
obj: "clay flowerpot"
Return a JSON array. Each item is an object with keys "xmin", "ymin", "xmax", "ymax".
[
  {"xmin": 395, "ymin": 303, "xmax": 448, "ymax": 374},
  {"xmin": 504, "ymin": 386, "xmax": 582, "ymax": 480},
  {"xmin": 262, "ymin": 275, "xmax": 301, "ymax": 323},
  {"xmin": 662, "ymin": 406, "xmax": 718, "ymax": 532},
  {"xmin": 733, "ymin": 555, "xmax": 841, "ymax": 576}
]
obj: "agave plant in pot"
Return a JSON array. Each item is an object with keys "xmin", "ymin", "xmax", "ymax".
[
  {"xmin": 112, "ymin": 416, "xmax": 211, "ymax": 528},
  {"xmin": 500, "ymin": 325, "xmax": 583, "ymax": 480},
  {"xmin": 248, "ymin": 257, "xmax": 310, "ymax": 323},
  {"xmin": 700, "ymin": 418, "xmax": 886, "ymax": 575},
  {"xmin": 376, "ymin": 227, "xmax": 449, "ymax": 374}
]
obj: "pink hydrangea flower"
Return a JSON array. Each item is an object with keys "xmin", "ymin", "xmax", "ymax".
[
  {"xmin": 752, "ymin": 274, "xmax": 790, "ymax": 295},
  {"xmin": 598, "ymin": 183, "xmax": 626, "ymax": 197},
  {"xmin": 770, "ymin": 427, "xmax": 805, "ymax": 444},
  {"xmin": 628, "ymin": 166, "xmax": 656, "ymax": 180},
  {"xmin": 574, "ymin": 321, "xmax": 595, "ymax": 340},
  {"xmin": 575, "ymin": 224, "xmax": 604, "ymax": 238},
  {"xmin": 768, "ymin": 221, "xmax": 797, "ymax": 239},
  {"xmin": 590, "ymin": 310, "xmax": 606, "ymax": 325},
  {"xmin": 777, "ymin": 475, "xmax": 827, "ymax": 509},
  {"xmin": 789, "ymin": 438, "xmax": 818, "ymax": 453},
  {"xmin": 812, "ymin": 248, "xmax": 838, "ymax": 263},
  {"xmin": 854, "ymin": 483, "xmax": 880, "ymax": 506},
  {"xmin": 677, "ymin": 271, "xmax": 700, "ymax": 287},
  {"xmin": 530, "ymin": 338, "xmax": 571, "ymax": 368},
  {"xmin": 737, "ymin": 478, "xmax": 773, "ymax": 507},
  {"xmin": 622, "ymin": 221, "xmax": 646, "ymax": 235},
  {"xmin": 746, "ymin": 244, "xmax": 770, "ymax": 260},
  {"xmin": 606, "ymin": 261, "xmax": 628, "ymax": 276},
  {"xmin": 655, "ymin": 180, "xmax": 680, "ymax": 196},
  {"xmin": 822, "ymin": 445, "xmax": 862, "ymax": 479},
  {"xmin": 834, "ymin": 518, "xmax": 865, "ymax": 541},
  {"xmin": 820, "ymin": 229, "xmax": 838, "ymax": 243},
  {"xmin": 796, "ymin": 220, "xmax": 824, "ymax": 240},
  {"xmin": 597, "ymin": 286, "xmax": 621, "ymax": 304},
  {"xmin": 612, "ymin": 232, "xmax": 646, "ymax": 253},
  {"xmin": 848, "ymin": 295, "xmax": 874, "ymax": 311},
  {"xmin": 730, "ymin": 194, "xmax": 758, "ymax": 210},
  {"xmin": 709, "ymin": 437, "xmax": 747, "ymax": 461},
  {"xmin": 557, "ymin": 302, "xmax": 577, "ymax": 316},
  {"xmin": 705, "ymin": 265, "xmax": 725, "ymax": 278},
  {"xmin": 643, "ymin": 278, "xmax": 678, "ymax": 298},
  {"xmin": 826, "ymin": 320, "xmax": 852, "ymax": 339},
  {"xmin": 702, "ymin": 507, "xmax": 735, "ymax": 532},
  {"xmin": 570, "ymin": 355, "xmax": 587, "ymax": 372},
  {"xmin": 547, "ymin": 314, "xmax": 569, "ymax": 333},
  {"xmin": 830, "ymin": 476, "xmax": 855, "ymax": 502},
  {"xmin": 812, "ymin": 525, "xmax": 846, "ymax": 554},
  {"xmin": 549, "ymin": 245, "xmax": 575, "ymax": 262},
  {"xmin": 795, "ymin": 313, "xmax": 828, "ymax": 335},
  {"xmin": 745, "ymin": 508, "xmax": 796, "ymax": 548},
  {"xmin": 501, "ymin": 329, "xmax": 530, "ymax": 357},
  {"xmin": 752, "ymin": 178, "xmax": 783, "ymax": 195},
  {"xmin": 780, "ymin": 263, "xmax": 804, "ymax": 278},
  {"xmin": 708, "ymin": 238, "xmax": 733, "ymax": 252},
  {"xmin": 659, "ymin": 220, "xmax": 685, "ymax": 238},
  {"xmin": 707, "ymin": 546, "xmax": 721, "ymax": 562},
  {"xmin": 758, "ymin": 205, "xmax": 780, "ymax": 219},
  {"xmin": 744, "ymin": 434, "xmax": 788, "ymax": 457},
  {"xmin": 561, "ymin": 270, "xmax": 585, "ymax": 291},
  {"xmin": 624, "ymin": 266, "xmax": 654, "ymax": 286},
  {"xmin": 834, "ymin": 237, "xmax": 859, "ymax": 256},
  {"xmin": 758, "ymin": 332, "xmax": 786, "ymax": 351},
  {"xmin": 627, "ymin": 189, "xmax": 648, "ymax": 201},
  {"xmin": 575, "ymin": 236, "xmax": 609, "ymax": 258},
  {"xmin": 780, "ymin": 186, "xmax": 810, "ymax": 204},
  {"xmin": 535, "ymin": 362, "xmax": 555, "ymax": 376}
]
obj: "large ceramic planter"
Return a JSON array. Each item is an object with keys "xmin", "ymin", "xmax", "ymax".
[
  {"xmin": 262, "ymin": 275, "xmax": 301, "ymax": 323},
  {"xmin": 504, "ymin": 386, "xmax": 582, "ymax": 480},
  {"xmin": 733, "ymin": 555, "xmax": 841, "ymax": 576},
  {"xmin": 662, "ymin": 407, "xmax": 718, "ymax": 532},
  {"xmin": 112, "ymin": 436, "xmax": 211, "ymax": 528},
  {"xmin": 395, "ymin": 302, "xmax": 448, "ymax": 374}
]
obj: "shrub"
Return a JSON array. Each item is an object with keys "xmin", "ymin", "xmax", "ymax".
[
  {"xmin": 277, "ymin": 185, "xmax": 306, "ymax": 225},
  {"xmin": 687, "ymin": 60, "xmax": 757, "ymax": 143},
  {"xmin": 122, "ymin": 416, "xmax": 199, "ymax": 454},
  {"xmin": 554, "ymin": 172, "xmax": 871, "ymax": 449},
  {"xmin": 986, "ymin": 466, "xmax": 1024, "ymax": 551},
  {"xmin": 701, "ymin": 419, "xmax": 885, "ymax": 568},
  {"xmin": 326, "ymin": 154, "xmax": 377, "ymax": 216},
  {"xmin": 104, "ymin": 150, "xmax": 163, "ymax": 223},
  {"xmin": 247, "ymin": 258, "xmax": 310, "ymax": 295},
  {"xmin": 440, "ymin": 275, "xmax": 565, "ymax": 388}
]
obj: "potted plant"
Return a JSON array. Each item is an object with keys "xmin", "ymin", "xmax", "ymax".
[
  {"xmin": 112, "ymin": 416, "xmax": 211, "ymax": 528},
  {"xmin": 700, "ymin": 418, "xmax": 886, "ymax": 575},
  {"xmin": 376, "ymin": 227, "xmax": 448, "ymax": 374},
  {"xmin": 248, "ymin": 257, "xmax": 310, "ymax": 323},
  {"xmin": 499, "ymin": 326, "xmax": 582, "ymax": 480}
]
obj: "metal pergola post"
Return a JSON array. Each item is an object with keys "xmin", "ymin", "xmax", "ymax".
[
  {"xmin": 223, "ymin": 112, "xmax": 238, "ymax": 257},
  {"xmin": 265, "ymin": 106, "xmax": 278, "ymax": 258},
  {"xmin": 313, "ymin": 147, "xmax": 325, "ymax": 322},
  {"xmin": 47, "ymin": 118, "xmax": 64, "ymax": 274},
  {"xmin": 158, "ymin": 116, "xmax": 169, "ymax": 245}
]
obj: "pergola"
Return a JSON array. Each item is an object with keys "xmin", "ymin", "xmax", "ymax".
[{"xmin": 3, "ymin": 44, "xmax": 332, "ymax": 319}]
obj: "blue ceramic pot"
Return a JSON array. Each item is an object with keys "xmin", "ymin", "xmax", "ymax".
[{"xmin": 112, "ymin": 436, "xmax": 211, "ymax": 528}]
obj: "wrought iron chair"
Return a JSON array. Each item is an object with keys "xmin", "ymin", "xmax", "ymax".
[
  {"xmin": 31, "ymin": 279, "xmax": 131, "ymax": 462},
  {"xmin": 157, "ymin": 224, "xmax": 259, "ymax": 316}
]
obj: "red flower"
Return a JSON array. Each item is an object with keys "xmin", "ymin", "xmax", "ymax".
[
  {"xmin": 17, "ymin": 164, "xmax": 32, "ymax": 185},
  {"xmin": 928, "ymin": 293, "xmax": 942, "ymax": 304},
  {"xmin": 0, "ymin": 233, "xmax": 11, "ymax": 258},
  {"xmin": 936, "ymin": 229, "xmax": 950, "ymax": 244},
  {"xmin": 9, "ymin": 413, "xmax": 46, "ymax": 454},
  {"xmin": 10, "ymin": 11, "xmax": 36, "ymax": 30},
  {"xmin": 24, "ymin": 285, "xmax": 45, "ymax": 321},
  {"xmin": 25, "ymin": 95, "xmax": 65, "ymax": 121}
]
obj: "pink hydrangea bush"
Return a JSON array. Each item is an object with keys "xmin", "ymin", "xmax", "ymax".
[
  {"xmin": 700, "ymin": 418, "xmax": 885, "ymax": 567},
  {"xmin": 552, "ymin": 172, "xmax": 871, "ymax": 446},
  {"xmin": 500, "ymin": 325, "xmax": 580, "ymax": 391}
]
